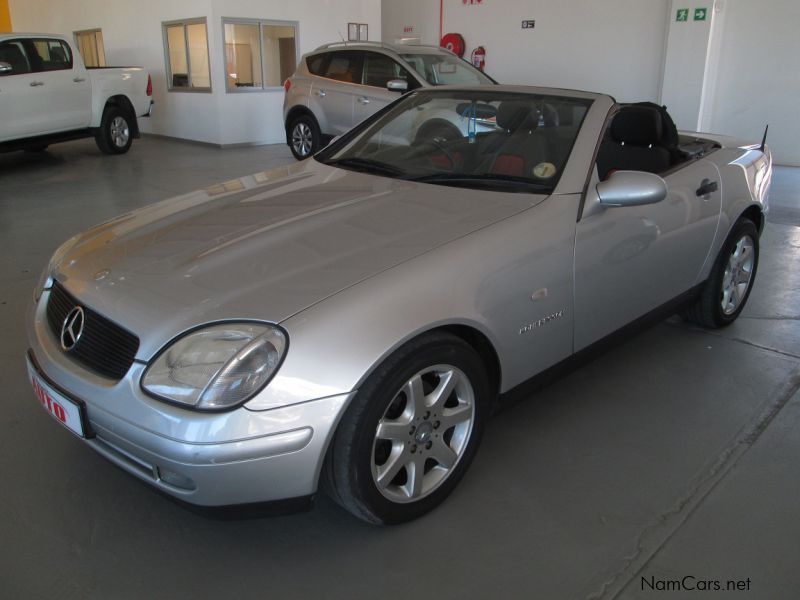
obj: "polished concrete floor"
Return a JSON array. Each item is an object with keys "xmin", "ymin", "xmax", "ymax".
[{"xmin": 1, "ymin": 138, "xmax": 798, "ymax": 599}]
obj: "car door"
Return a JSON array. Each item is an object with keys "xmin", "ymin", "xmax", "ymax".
[
  {"xmin": 309, "ymin": 50, "xmax": 363, "ymax": 136},
  {"xmin": 573, "ymin": 159, "xmax": 722, "ymax": 350},
  {"xmin": 353, "ymin": 52, "xmax": 418, "ymax": 125},
  {"xmin": 25, "ymin": 38, "xmax": 91, "ymax": 132},
  {"xmin": 0, "ymin": 39, "xmax": 50, "ymax": 141}
]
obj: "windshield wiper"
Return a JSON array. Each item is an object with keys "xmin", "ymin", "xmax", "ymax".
[
  {"xmin": 326, "ymin": 157, "xmax": 407, "ymax": 177},
  {"xmin": 407, "ymin": 173, "xmax": 551, "ymax": 193}
]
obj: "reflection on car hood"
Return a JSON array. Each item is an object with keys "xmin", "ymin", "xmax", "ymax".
[{"xmin": 54, "ymin": 160, "xmax": 539, "ymax": 359}]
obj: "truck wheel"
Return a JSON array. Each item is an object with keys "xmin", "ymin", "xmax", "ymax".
[{"xmin": 96, "ymin": 105, "xmax": 134, "ymax": 155}]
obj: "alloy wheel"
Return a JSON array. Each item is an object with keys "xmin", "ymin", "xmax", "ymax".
[
  {"xmin": 292, "ymin": 122, "xmax": 313, "ymax": 157},
  {"xmin": 110, "ymin": 116, "xmax": 130, "ymax": 148},
  {"xmin": 721, "ymin": 234, "xmax": 755, "ymax": 315},
  {"xmin": 371, "ymin": 364, "xmax": 475, "ymax": 503}
]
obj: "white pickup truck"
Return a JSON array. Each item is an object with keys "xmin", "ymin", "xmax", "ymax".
[{"xmin": 0, "ymin": 33, "xmax": 152, "ymax": 154}]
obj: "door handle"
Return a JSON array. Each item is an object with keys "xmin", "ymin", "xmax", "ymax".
[
  {"xmin": 315, "ymin": 90, "xmax": 326, "ymax": 97},
  {"xmin": 358, "ymin": 97, "xmax": 370, "ymax": 105},
  {"xmin": 73, "ymin": 77, "xmax": 86, "ymax": 83},
  {"xmin": 695, "ymin": 179, "xmax": 718, "ymax": 197},
  {"xmin": 29, "ymin": 81, "xmax": 45, "ymax": 87}
]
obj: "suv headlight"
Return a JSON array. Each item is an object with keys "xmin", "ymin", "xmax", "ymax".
[{"xmin": 142, "ymin": 323, "xmax": 287, "ymax": 411}]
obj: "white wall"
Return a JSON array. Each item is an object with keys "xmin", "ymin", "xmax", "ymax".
[
  {"xmin": 8, "ymin": 0, "xmax": 381, "ymax": 145},
  {"xmin": 702, "ymin": 0, "xmax": 800, "ymax": 166},
  {"xmin": 383, "ymin": 0, "xmax": 671, "ymax": 103},
  {"xmin": 660, "ymin": 0, "xmax": 715, "ymax": 131}
]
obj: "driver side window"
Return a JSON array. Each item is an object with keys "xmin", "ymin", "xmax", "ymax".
[{"xmin": 0, "ymin": 40, "xmax": 32, "ymax": 76}]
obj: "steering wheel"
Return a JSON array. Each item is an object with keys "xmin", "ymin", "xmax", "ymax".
[{"xmin": 414, "ymin": 122, "xmax": 462, "ymax": 170}]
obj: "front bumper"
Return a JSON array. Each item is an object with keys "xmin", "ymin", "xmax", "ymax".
[{"xmin": 26, "ymin": 294, "xmax": 353, "ymax": 507}]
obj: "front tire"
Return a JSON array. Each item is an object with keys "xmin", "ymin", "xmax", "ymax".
[
  {"xmin": 322, "ymin": 332, "xmax": 490, "ymax": 524},
  {"xmin": 682, "ymin": 218, "xmax": 759, "ymax": 327},
  {"xmin": 95, "ymin": 105, "xmax": 133, "ymax": 155},
  {"xmin": 288, "ymin": 114, "xmax": 320, "ymax": 160}
]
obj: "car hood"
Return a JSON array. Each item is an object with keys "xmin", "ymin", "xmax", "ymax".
[{"xmin": 53, "ymin": 160, "xmax": 539, "ymax": 359}]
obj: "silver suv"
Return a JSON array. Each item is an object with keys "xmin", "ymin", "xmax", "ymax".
[{"xmin": 283, "ymin": 41, "xmax": 495, "ymax": 160}]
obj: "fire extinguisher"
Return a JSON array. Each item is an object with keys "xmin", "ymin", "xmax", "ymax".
[{"xmin": 471, "ymin": 46, "xmax": 486, "ymax": 71}]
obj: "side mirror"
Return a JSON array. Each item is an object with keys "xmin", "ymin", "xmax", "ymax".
[
  {"xmin": 0, "ymin": 62, "xmax": 12, "ymax": 74},
  {"xmin": 597, "ymin": 170, "xmax": 667, "ymax": 207},
  {"xmin": 386, "ymin": 79, "xmax": 408, "ymax": 92}
]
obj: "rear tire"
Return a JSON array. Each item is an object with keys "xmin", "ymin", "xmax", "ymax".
[
  {"xmin": 95, "ymin": 105, "xmax": 134, "ymax": 155},
  {"xmin": 322, "ymin": 332, "xmax": 490, "ymax": 524},
  {"xmin": 288, "ymin": 114, "xmax": 320, "ymax": 160},
  {"xmin": 682, "ymin": 218, "xmax": 759, "ymax": 328}
]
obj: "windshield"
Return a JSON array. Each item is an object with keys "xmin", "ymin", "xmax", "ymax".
[
  {"xmin": 400, "ymin": 53, "xmax": 494, "ymax": 86},
  {"xmin": 319, "ymin": 91, "xmax": 592, "ymax": 194}
]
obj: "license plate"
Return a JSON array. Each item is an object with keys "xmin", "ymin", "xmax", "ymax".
[{"xmin": 27, "ymin": 358, "xmax": 86, "ymax": 438}]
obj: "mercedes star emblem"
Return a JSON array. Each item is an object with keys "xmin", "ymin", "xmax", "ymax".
[{"xmin": 60, "ymin": 306, "xmax": 85, "ymax": 351}]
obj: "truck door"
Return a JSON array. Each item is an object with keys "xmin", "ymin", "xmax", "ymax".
[
  {"xmin": 0, "ymin": 39, "xmax": 51, "ymax": 141},
  {"xmin": 25, "ymin": 38, "xmax": 91, "ymax": 132}
]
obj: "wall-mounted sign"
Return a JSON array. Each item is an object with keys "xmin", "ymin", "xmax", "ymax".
[
  {"xmin": 463, "ymin": 0, "xmax": 483, "ymax": 5},
  {"xmin": 403, "ymin": 26, "xmax": 414, "ymax": 33},
  {"xmin": 694, "ymin": 7, "xmax": 708, "ymax": 21},
  {"xmin": 521, "ymin": 20, "xmax": 535, "ymax": 29},
  {"xmin": 676, "ymin": 8, "xmax": 689, "ymax": 22},
  {"xmin": 348, "ymin": 22, "xmax": 368, "ymax": 41}
]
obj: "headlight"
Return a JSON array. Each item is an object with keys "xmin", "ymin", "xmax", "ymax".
[
  {"xmin": 34, "ymin": 233, "xmax": 82, "ymax": 303},
  {"xmin": 33, "ymin": 267, "xmax": 52, "ymax": 303},
  {"xmin": 142, "ymin": 323, "xmax": 287, "ymax": 411}
]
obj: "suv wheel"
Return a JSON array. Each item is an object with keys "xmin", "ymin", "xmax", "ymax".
[{"xmin": 288, "ymin": 115, "xmax": 320, "ymax": 160}]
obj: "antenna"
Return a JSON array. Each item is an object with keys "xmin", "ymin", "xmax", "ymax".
[
  {"xmin": 338, "ymin": 30, "xmax": 346, "ymax": 44},
  {"xmin": 759, "ymin": 124, "xmax": 769, "ymax": 152}
]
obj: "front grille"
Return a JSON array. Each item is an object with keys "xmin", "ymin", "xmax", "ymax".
[{"xmin": 46, "ymin": 281, "xmax": 140, "ymax": 380}]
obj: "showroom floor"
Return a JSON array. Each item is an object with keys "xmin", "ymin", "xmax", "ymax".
[{"xmin": 1, "ymin": 137, "xmax": 798, "ymax": 599}]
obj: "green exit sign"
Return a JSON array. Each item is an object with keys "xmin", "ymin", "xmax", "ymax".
[
  {"xmin": 676, "ymin": 8, "xmax": 689, "ymax": 21},
  {"xmin": 694, "ymin": 7, "xmax": 708, "ymax": 21}
]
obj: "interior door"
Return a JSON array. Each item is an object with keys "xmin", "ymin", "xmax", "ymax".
[
  {"xmin": 0, "ymin": 39, "xmax": 51, "ymax": 140},
  {"xmin": 25, "ymin": 38, "xmax": 91, "ymax": 131},
  {"xmin": 574, "ymin": 160, "xmax": 722, "ymax": 350},
  {"xmin": 353, "ymin": 52, "xmax": 414, "ymax": 125}
]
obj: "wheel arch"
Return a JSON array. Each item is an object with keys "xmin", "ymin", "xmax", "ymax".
[
  {"xmin": 285, "ymin": 106, "xmax": 319, "ymax": 144},
  {"xmin": 739, "ymin": 203, "xmax": 765, "ymax": 234},
  {"xmin": 102, "ymin": 95, "xmax": 140, "ymax": 138}
]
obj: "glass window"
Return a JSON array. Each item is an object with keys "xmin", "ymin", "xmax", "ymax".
[
  {"xmin": 0, "ymin": 40, "xmax": 31, "ymax": 75},
  {"xmin": 323, "ymin": 51, "xmax": 362, "ymax": 84},
  {"xmin": 319, "ymin": 90, "xmax": 592, "ymax": 194},
  {"xmin": 400, "ymin": 53, "xmax": 493, "ymax": 86},
  {"xmin": 223, "ymin": 19, "xmax": 298, "ymax": 92},
  {"xmin": 74, "ymin": 29, "xmax": 106, "ymax": 67},
  {"xmin": 30, "ymin": 39, "xmax": 73, "ymax": 71},
  {"xmin": 306, "ymin": 53, "xmax": 327, "ymax": 76},
  {"xmin": 224, "ymin": 23, "xmax": 262, "ymax": 88},
  {"xmin": 363, "ymin": 52, "xmax": 417, "ymax": 89},
  {"xmin": 163, "ymin": 19, "xmax": 211, "ymax": 91}
]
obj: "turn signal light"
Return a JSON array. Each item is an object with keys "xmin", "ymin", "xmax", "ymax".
[
  {"xmin": 146, "ymin": 74, "xmax": 153, "ymax": 96},
  {"xmin": 284, "ymin": 79, "xmax": 291, "ymax": 92}
]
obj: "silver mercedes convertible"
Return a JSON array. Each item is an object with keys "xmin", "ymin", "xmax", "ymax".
[{"xmin": 27, "ymin": 86, "xmax": 771, "ymax": 524}]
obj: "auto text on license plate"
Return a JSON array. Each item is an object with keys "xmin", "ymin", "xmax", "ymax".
[{"xmin": 27, "ymin": 361, "xmax": 86, "ymax": 438}]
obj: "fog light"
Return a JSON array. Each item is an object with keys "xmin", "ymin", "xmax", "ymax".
[{"xmin": 157, "ymin": 467, "xmax": 196, "ymax": 491}]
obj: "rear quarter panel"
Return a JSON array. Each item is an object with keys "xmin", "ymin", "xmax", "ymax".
[{"xmin": 88, "ymin": 67, "xmax": 150, "ymax": 126}]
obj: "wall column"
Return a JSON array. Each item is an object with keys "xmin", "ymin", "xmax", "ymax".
[{"xmin": 0, "ymin": 0, "xmax": 13, "ymax": 32}]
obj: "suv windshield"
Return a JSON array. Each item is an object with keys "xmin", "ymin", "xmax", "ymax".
[
  {"xmin": 320, "ymin": 90, "xmax": 592, "ymax": 194},
  {"xmin": 400, "ymin": 53, "xmax": 494, "ymax": 86}
]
